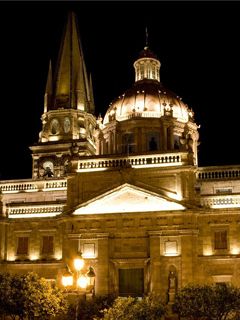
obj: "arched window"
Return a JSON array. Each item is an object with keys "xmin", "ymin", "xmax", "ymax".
[
  {"xmin": 122, "ymin": 133, "xmax": 135, "ymax": 154},
  {"xmin": 147, "ymin": 132, "xmax": 159, "ymax": 151},
  {"xmin": 174, "ymin": 135, "xmax": 180, "ymax": 150}
]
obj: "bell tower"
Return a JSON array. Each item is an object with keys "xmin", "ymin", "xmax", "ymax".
[{"xmin": 30, "ymin": 12, "xmax": 97, "ymax": 179}]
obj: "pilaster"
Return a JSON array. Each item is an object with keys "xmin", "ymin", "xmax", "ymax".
[{"xmin": 96, "ymin": 233, "xmax": 109, "ymax": 295}]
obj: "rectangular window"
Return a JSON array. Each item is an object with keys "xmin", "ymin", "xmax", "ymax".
[
  {"xmin": 164, "ymin": 240, "xmax": 178, "ymax": 256},
  {"xmin": 214, "ymin": 230, "xmax": 227, "ymax": 250},
  {"xmin": 119, "ymin": 268, "xmax": 144, "ymax": 297},
  {"xmin": 42, "ymin": 236, "xmax": 54, "ymax": 255},
  {"xmin": 17, "ymin": 237, "xmax": 29, "ymax": 255},
  {"xmin": 82, "ymin": 243, "xmax": 95, "ymax": 258}
]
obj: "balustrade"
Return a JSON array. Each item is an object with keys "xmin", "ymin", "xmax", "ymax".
[
  {"xmin": 77, "ymin": 153, "xmax": 184, "ymax": 171},
  {"xmin": 0, "ymin": 179, "xmax": 67, "ymax": 193},
  {"xmin": 201, "ymin": 195, "xmax": 240, "ymax": 208},
  {"xmin": 197, "ymin": 167, "xmax": 240, "ymax": 180}
]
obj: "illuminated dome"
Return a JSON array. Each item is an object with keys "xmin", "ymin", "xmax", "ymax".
[
  {"xmin": 98, "ymin": 45, "xmax": 199, "ymax": 166},
  {"xmin": 103, "ymin": 81, "xmax": 191, "ymax": 125},
  {"xmin": 103, "ymin": 46, "xmax": 193, "ymax": 126}
]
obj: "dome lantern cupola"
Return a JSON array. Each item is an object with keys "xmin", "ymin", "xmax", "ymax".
[{"xmin": 133, "ymin": 45, "xmax": 161, "ymax": 82}]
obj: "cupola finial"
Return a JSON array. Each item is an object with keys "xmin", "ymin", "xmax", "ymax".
[{"xmin": 145, "ymin": 27, "xmax": 149, "ymax": 48}]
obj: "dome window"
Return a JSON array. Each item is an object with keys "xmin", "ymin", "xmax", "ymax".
[
  {"xmin": 147, "ymin": 132, "xmax": 159, "ymax": 152},
  {"xmin": 174, "ymin": 135, "xmax": 180, "ymax": 150},
  {"xmin": 122, "ymin": 133, "xmax": 135, "ymax": 155}
]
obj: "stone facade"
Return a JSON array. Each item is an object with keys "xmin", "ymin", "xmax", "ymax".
[{"xmin": 1, "ymin": 12, "xmax": 240, "ymax": 301}]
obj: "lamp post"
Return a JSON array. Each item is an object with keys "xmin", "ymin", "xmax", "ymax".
[{"xmin": 62, "ymin": 252, "xmax": 96, "ymax": 320}]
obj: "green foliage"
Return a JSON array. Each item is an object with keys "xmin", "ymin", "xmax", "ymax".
[
  {"xmin": 74, "ymin": 294, "xmax": 115, "ymax": 320},
  {"xmin": 173, "ymin": 283, "xmax": 240, "ymax": 320},
  {"xmin": 63, "ymin": 294, "xmax": 115, "ymax": 320},
  {"xmin": 97, "ymin": 294, "xmax": 166, "ymax": 320},
  {"xmin": 98, "ymin": 296, "xmax": 137, "ymax": 320},
  {"xmin": 0, "ymin": 272, "xmax": 68, "ymax": 320},
  {"xmin": 133, "ymin": 293, "xmax": 166, "ymax": 320}
]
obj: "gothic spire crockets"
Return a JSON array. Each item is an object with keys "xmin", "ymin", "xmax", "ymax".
[{"xmin": 45, "ymin": 11, "xmax": 94, "ymax": 113}]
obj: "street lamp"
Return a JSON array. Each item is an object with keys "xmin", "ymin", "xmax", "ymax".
[
  {"xmin": 86, "ymin": 266, "xmax": 96, "ymax": 297},
  {"xmin": 62, "ymin": 252, "xmax": 96, "ymax": 319},
  {"xmin": 62, "ymin": 265, "xmax": 73, "ymax": 287}
]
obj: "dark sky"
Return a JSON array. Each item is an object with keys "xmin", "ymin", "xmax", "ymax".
[{"xmin": 0, "ymin": 2, "xmax": 240, "ymax": 180}]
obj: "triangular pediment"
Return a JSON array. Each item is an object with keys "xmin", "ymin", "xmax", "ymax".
[{"xmin": 73, "ymin": 183, "xmax": 185, "ymax": 215}]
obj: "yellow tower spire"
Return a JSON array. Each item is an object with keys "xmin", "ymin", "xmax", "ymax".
[{"xmin": 52, "ymin": 11, "xmax": 93, "ymax": 112}]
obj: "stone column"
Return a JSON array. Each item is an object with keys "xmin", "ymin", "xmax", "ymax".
[
  {"xmin": 56, "ymin": 153, "xmax": 62, "ymax": 177},
  {"xmin": 32, "ymin": 155, "xmax": 39, "ymax": 179},
  {"xmin": 168, "ymin": 126, "xmax": 174, "ymax": 150},
  {"xmin": 113, "ymin": 131, "xmax": 116, "ymax": 154},
  {"xmin": 0, "ymin": 214, "xmax": 8, "ymax": 261},
  {"xmin": 138, "ymin": 128, "xmax": 142, "ymax": 153},
  {"xmin": 162, "ymin": 125, "xmax": 167, "ymax": 151}
]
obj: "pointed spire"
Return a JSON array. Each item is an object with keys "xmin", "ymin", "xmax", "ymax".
[
  {"xmin": 44, "ymin": 60, "xmax": 53, "ymax": 113},
  {"xmin": 145, "ymin": 27, "xmax": 149, "ymax": 48},
  {"xmin": 52, "ymin": 11, "xmax": 94, "ymax": 112},
  {"xmin": 89, "ymin": 73, "xmax": 95, "ymax": 113}
]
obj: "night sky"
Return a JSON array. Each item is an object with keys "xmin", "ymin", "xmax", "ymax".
[{"xmin": 0, "ymin": 2, "xmax": 240, "ymax": 180}]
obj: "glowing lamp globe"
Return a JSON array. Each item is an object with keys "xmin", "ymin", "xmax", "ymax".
[
  {"xmin": 77, "ymin": 275, "xmax": 88, "ymax": 289},
  {"xmin": 74, "ymin": 253, "xmax": 84, "ymax": 271},
  {"xmin": 62, "ymin": 270, "xmax": 73, "ymax": 287}
]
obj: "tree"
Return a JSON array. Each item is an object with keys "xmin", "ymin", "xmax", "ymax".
[
  {"xmin": 0, "ymin": 272, "xmax": 68, "ymax": 320},
  {"xmin": 0, "ymin": 272, "xmax": 14, "ymax": 319},
  {"xmin": 98, "ymin": 296, "xmax": 137, "ymax": 320},
  {"xmin": 63, "ymin": 294, "xmax": 115, "ymax": 320},
  {"xmin": 98, "ymin": 294, "xmax": 166, "ymax": 320},
  {"xmin": 173, "ymin": 283, "xmax": 240, "ymax": 320},
  {"xmin": 132, "ymin": 293, "xmax": 166, "ymax": 320}
]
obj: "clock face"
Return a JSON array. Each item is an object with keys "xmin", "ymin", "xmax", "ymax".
[
  {"xmin": 64, "ymin": 117, "xmax": 71, "ymax": 133},
  {"xmin": 50, "ymin": 118, "xmax": 60, "ymax": 135}
]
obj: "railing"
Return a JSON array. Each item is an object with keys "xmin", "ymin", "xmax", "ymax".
[
  {"xmin": 114, "ymin": 112, "xmax": 162, "ymax": 122},
  {"xmin": 0, "ymin": 178, "xmax": 67, "ymax": 194},
  {"xmin": 126, "ymin": 112, "xmax": 162, "ymax": 120},
  {"xmin": 201, "ymin": 194, "xmax": 240, "ymax": 208},
  {"xmin": 7, "ymin": 203, "xmax": 64, "ymax": 218},
  {"xmin": 77, "ymin": 152, "xmax": 188, "ymax": 172},
  {"xmin": 0, "ymin": 182, "xmax": 37, "ymax": 192},
  {"xmin": 197, "ymin": 166, "xmax": 240, "ymax": 180},
  {"xmin": 43, "ymin": 180, "xmax": 67, "ymax": 190}
]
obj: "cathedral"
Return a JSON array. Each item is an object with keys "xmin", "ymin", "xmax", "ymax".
[{"xmin": 1, "ymin": 12, "xmax": 240, "ymax": 300}]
